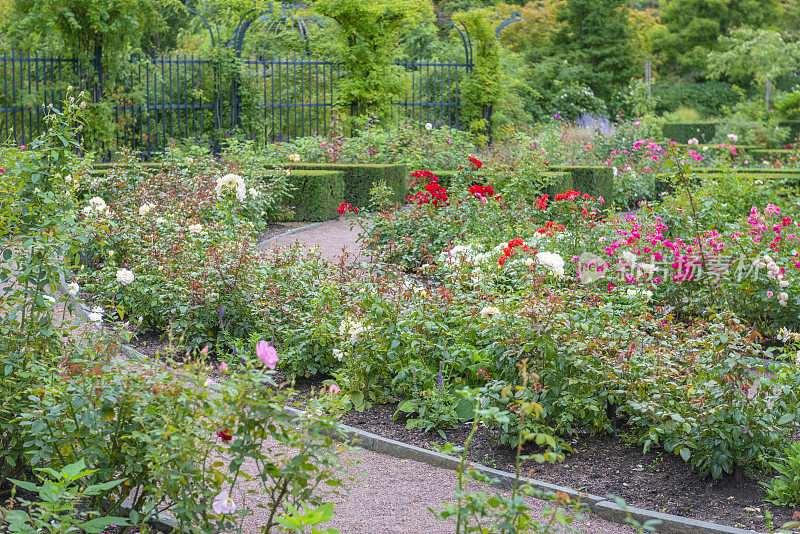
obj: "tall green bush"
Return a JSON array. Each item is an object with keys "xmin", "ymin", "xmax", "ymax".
[{"xmin": 313, "ymin": 0, "xmax": 432, "ymax": 120}]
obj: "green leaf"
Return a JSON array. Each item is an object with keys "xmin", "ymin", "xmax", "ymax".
[
  {"xmin": 777, "ymin": 413, "xmax": 794, "ymax": 425},
  {"xmin": 679, "ymin": 448, "xmax": 691, "ymax": 462},
  {"xmin": 7, "ymin": 478, "xmax": 39, "ymax": 492},
  {"xmin": 80, "ymin": 517, "xmax": 130, "ymax": 534}
]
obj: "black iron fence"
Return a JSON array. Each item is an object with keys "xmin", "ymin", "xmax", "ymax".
[{"xmin": 0, "ymin": 50, "xmax": 471, "ymax": 153}]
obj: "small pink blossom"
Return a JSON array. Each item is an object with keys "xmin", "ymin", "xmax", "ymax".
[
  {"xmin": 220, "ymin": 361, "xmax": 229, "ymax": 372},
  {"xmin": 256, "ymin": 340, "xmax": 279, "ymax": 369},
  {"xmin": 328, "ymin": 384, "xmax": 341, "ymax": 394},
  {"xmin": 767, "ymin": 291, "xmax": 774, "ymax": 298}
]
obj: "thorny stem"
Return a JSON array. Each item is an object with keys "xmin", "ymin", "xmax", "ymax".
[{"xmin": 457, "ymin": 401, "xmax": 481, "ymax": 534}]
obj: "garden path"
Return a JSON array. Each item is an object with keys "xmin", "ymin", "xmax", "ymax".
[
  {"xmin": 235, "ymin": 437, "xmax": 635, "ymax": 534},
  {"xmin": 261, "ymin": 216, "xmax": 367, "ymax": 262}
]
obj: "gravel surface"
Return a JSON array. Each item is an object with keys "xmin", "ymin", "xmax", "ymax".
[
  {"xmin": 262, "ymin": 216, "xmax": 369, "ymax": 262},
  {"xmin": 233, "ymin": 438, "xmax": 634, "ymax": 534}
]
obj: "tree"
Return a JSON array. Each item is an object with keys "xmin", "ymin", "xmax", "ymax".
[
  {"xmin": 8, "ymin": 0, "xmax": 166, "ymax": 69},
  {"xmin": 550, "ymin": 0, "xmax": 637, "ymax": 101},
  {"xmin": 313, "ymin": 0, "xmax": 433, "ymax": 119},
  {"xmin": 707, "ymin": 27, "xmax": 800, "ymax": 87},
  {"xmin": 649, "ymin": 0, "xmax": 781, "ymax": 76}
]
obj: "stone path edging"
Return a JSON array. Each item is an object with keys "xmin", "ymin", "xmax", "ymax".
[{"xmin": 53, "ymin": 257, "xmax": 763, "ymax": 534}]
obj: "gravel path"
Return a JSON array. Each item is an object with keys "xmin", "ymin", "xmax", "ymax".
[
  {"xmin": 233, "ymin": 439, "xmax": 634, "ymax": 534},
  {"xmin": 262, "ymin": 216, "xmax": 368, "ymax": 262}
]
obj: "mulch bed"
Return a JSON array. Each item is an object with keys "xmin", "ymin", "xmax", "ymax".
[{"xmin": 286, "ymin": 375, "xmax": 799, "ymax": 533}]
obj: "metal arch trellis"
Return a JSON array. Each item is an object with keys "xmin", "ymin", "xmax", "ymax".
[
  {"xmin": 184, "ymin": 1, "xmax": 326, "ymax": 136},
  {"xmin": 184, "ymin": 1, "xmax": 323, "ymax": 57},
  {"xmin": 438, "ymin": 10, "xmax": 521, "ymax": 145},
  {"xmin": 242, "ymin": 3, "xmax": 325, "ymax": 58},
  {"xmin": 438, "ymin": 12, "xmax": 473, "ymax": 74},
  {"xmin": 493, "ymin": 10, "xmax": 522, "ymax": 37}
]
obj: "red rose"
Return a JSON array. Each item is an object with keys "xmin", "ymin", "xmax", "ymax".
[
  {"xmin": 467, "ymin": 156, "xmax": 482, "ymax": 169},
  {"xmin": 217, "ymin": 429, "xmax": 232, "ymax": 442}
]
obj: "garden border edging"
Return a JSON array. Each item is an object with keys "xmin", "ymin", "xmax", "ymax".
[{"xmin": 54, "ymin": 279, "xmax": 761, "ymax": 534}]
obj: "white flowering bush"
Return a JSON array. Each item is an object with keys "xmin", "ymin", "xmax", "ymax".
[{"xmin": 73, "ymin": 147, "xmax": 293, "ymax": 344}]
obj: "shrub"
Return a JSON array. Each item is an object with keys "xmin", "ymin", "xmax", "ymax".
[
  {"xmin": 547, "ymin": 165, "xmax": 613, "ymax": 202},
  {"xmin": 288, "ymin": 170, "xmax": 345, "ymax": 221},
  {"xmin": 289, "ymin": 163, "xmax": 406, "ymax": 209},
  {"xmin": 662, "ymin": 122, "xmax": 717, "ymax": 144}
]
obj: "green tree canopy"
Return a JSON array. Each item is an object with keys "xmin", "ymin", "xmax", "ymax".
[
  {"xmin": 550, "ymin": 0, "xmax": 637, "ymax": 101},
  {"xmin": 7, "ymin": 0, "xmax": 167, "ymax": 66},
  {"xmin": 707, "ymin": 27, "xmax": 800, "ymax": 87},
  {"xmin": 649, "ymin": 0, "xmax": 781, "ymax": 76},
  {"xmin": 313, "ymin": 0, "xmax": 433, "ymax": 118}
]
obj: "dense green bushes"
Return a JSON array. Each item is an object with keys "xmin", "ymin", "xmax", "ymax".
[
  {"xmin": 653, "ymin": 81, "xmax": 743, "ymax": 117},
  {"xmin": 288, "ymin": 170, "xmax": 345, "ymax": 222},
  {"xmin": 662, "ymin": 122, "xmax": 717, "ymax": 143},
  {"xmin": 290, "ymin": 163, "xmax": 406, "ymax": 208},
  {"xmin": 548, "ymin": 165, "xmax": 613, "ymax": 201}
]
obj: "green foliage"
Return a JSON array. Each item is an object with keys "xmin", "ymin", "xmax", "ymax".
[
  {"xmin": 288, "ymin": 170, "xmax": 346, "ymax": 221},
  {"xmin": 775, "ymin": 91, "xmax": 800, "ymax": 120},
  {"xmin": 548, "ymin": 165, "xmax": 614, "ymax": 201},
  {"xmin": 662, "ymin": 122, "xmax": 717, "ymax": 144},
  {"xmin": 456, "ymin": 12, "xmax": 502, "ymax": 144},
  {"xmin": 313, "ymin": 0, "xmax": 432, "ymax": 119},
  {"xmin": 653, "ymin": 81, "xmax": 743, "ymax": 117},
  {"xmin": 707, "ymin": 27, "xmax": 800, "ymax": 88},
  {"xmin": 431, "ymin": 381, "xmax": 573, "ymax": 533},
  {"xmin": 3, "ymin": 459, "xmax": 128, "ymax": 534},
  {"xmin": 650, "ymin": 0, "xmax": 781, "ymax": 75},
  {"xmin": 713, "ymin": 97, "xmax": 789, "ymax": 147},
  {"xmin": 290, "ymin": 163, "xmax": 407, "ymax": 209},
  {"xmin": 764, "ymin": 441, "xmax": 800, "ymax": 507},
  {"xmin": 276, "ymin": 502, "xmax": 341, "ymax": 534},
  {"xmin": 8, "ymin": 0, "xmax": 165, "ymax": 71},
  {"xmin": 551, "ymin": 0, "xmax": 636, "ymax": 102}
]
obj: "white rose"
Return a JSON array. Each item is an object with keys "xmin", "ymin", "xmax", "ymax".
[
  {"xmin": 249, "ymin": 187, "xmax": 259, "ymax": 198},
  {"xmin": 188, "ymin": 223, "xmax": 203, "ymax": 234},
  {"xmin": 536, "ymin": 251, "xmax": 565, "ymax": 276},
  {"xmin": 66, "ymin": 282, "xmax": 80, "ymax": 297},
  {"xmin": 116, "ymin": 268, "xmax": 135, "ymax": 285},
  {"xmin": 215, "ymin": 173, "xmax": 247, "ymax": 201},
  {"xmin": 139, "ymin": 204, "xmax": 153, "ymax": 216},
  {"xmin": 480, "ymin": 306, "xmax": 501, "ymax": 319},
  {"xmin": 88, "ymin": 306, "xmax": 103, "ymax": 325}
]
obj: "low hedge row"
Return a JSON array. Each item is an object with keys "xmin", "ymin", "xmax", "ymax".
[
  {"xmin": 654, "ymin": 167, "xmax": 800, "ymax": 197},
  {"xmin": 548, "ymin": 165, "xmax": 613, "ymax": 202},
  {"xmin": 287, "ymin": 170, "xmax": 345, "ymax": 222},
  {"xmin": 426, "ymin": 170, "xmax": 573, "ymax": 200},
  {"xmin": 289, "ymin": 163, "xmax": 406, "ymax": 208},
  {"xmin": 662, "ymin": 122, "xmax": 717, "ymax": 143}
]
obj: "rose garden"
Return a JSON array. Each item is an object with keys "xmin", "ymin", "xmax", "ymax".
[{"xmin": 3, "ymin": 1, "xmax": 800, "ymax": 533}]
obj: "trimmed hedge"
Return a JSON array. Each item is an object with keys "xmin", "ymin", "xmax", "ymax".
[
  {"xmin": 746, "ymin": 149, "xmax": 794, "ymax": 162},
  {"xmin": 688, "ymin": 167, "xmax": 800, "ymax": 176},
  {"xmin": 662, "ymin": 123, "xmax": 717, "ymax": 144},
  {"xmin": 542, "ymin": 172, "xmax": 573, "ymax": 197},
  {"xmin": 430, "ymin": 170, "xmax": 456, "ymax": 189},
  {"xmin": 427, "ymin": 170, "xmax": 572, "ymax": 199},
  {"xmin": 287, "ymin": 170, "xmax": 345, "ymax": 222},
  {"xmin": 289, "ymin": 163, "xmax": 406, "ymax": 208},
  {"xmin": 548, "ymin": 165, "xmax": 613, "ymax": 202}
]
